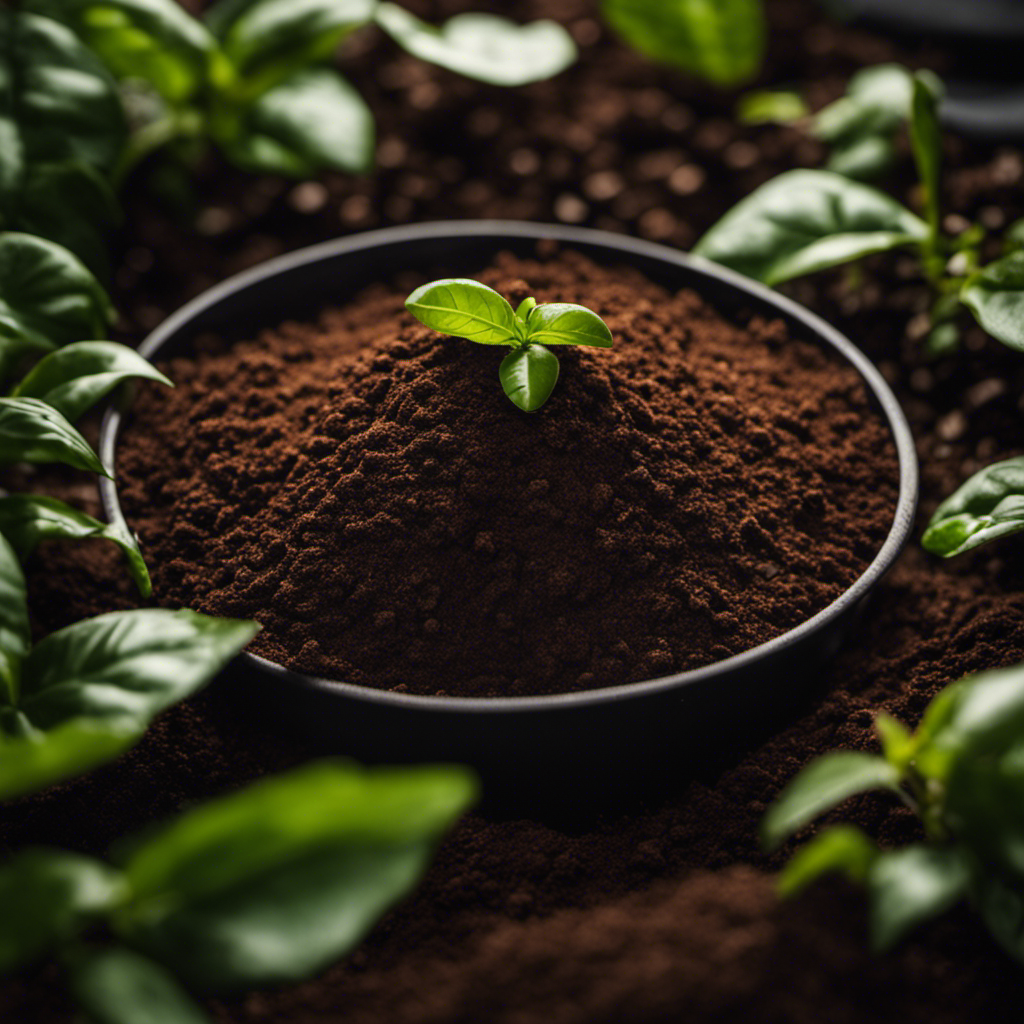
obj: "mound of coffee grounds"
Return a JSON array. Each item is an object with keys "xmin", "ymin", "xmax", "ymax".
[{"xmin": 118, "ymin": 248, "xmax": 899, "ymax": 697}]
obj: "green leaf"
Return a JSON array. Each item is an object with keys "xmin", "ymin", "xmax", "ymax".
[
  {"xmin": 20, "ymin": 609, "xmax": 258, "ymax": 733},
  {"xmin": 867, "ymin": 845, "xmax": 969, "ymax": 950},
  {"xmin": 525, "ymin": 304, "xmax": 614, "ymax": 348},
  {"xmin": 602, "ymin": 0, "xmax": 764, "ymax": 87},
  {"xmin": 222, "ymin": 68, "xmax": 374, "ymax": 176},
  {"xmin": 875, "ymin": 712, "xmax": 915, "ymax": 770},
  {"xmin": 0, "ymin": 233, "xmax": 114, "ymax": 350},
  {"xmin": 499, "ymin": 345, "xmax": 560, "ymax": 413},
  {"xmin": 0, "ymin": 719, "xmax": 137, "ymax": 802},
  {"xmin": 375, "ymin": 3, "xmax": 576, "ymax": 87},
  {"xmin": 118, "ymin": 762, "xmax": 477, "ymax": 989},
  {"xmin": 405, "ymin": 278, "xmax": 520, "ymax": 346},
  {"xmin": 826, "ymin": 135, "xmax": 896, "ymax": 181},
  {"xmin": 0, "ymin": 848, "xmax": 124, "ymax": 971},
  {"xmin": 2, "ymin": 160, "xmax": 120, "ymax": 276},
  {"xmin": 923, "ymin": 456, "xmax": 1024, "ymax": 557},
  {"xmin": 13, "ymin": 340, "xmax": 172, "ymax": 423},
  {"xmin": 70, "ymin": 946, "xmax": 211, "ymax": 1024},
  {"xmin": 975, "ymin": 874, "xmax": 1024, "ymax": 964},
  {"xmin": 693, "ymin": 170, "xmax": 928, "ymax": 286},
  {"xmin": 1005, "ymin": 218, "xmax": 1024, "ymax": 254},
  {"xmin": 777, "ymin": 825, "xmax": 878, "ymax": 897},
  {"xmin": 213, "ymin": 0, "xmax": 375, "ymax": 94},
  {"xmin": 0, "ymin": 398, "xmax": 108, "ymax": 476},
  {"xmin": 28, "ymin": 0, "xmax": 219, "ymax": 103},
  {"xmin": 962, "ymin": 251, "xmax": 1024, "ymax": 352},
  {"xmin": 736, "ymin": 89, "xmax": 809, "ymax": 126},
  {"xmin": 761, "ymin": 751, "xmax": 901, "ymax": 851},
  {"xmin": 0, "ymin": 495, "xmax": 151, "ymax": 598},
  {"xmin": 909, "ymin": 71, "xmax": 944, "ymax": 239},
  {"xmin": 814, "ymin": 64, "xmax": 913, "ymax": 143},
  {"xmin": 0, "ymin": 534, "xmax": 30, "ymax": 707},
  {"xmin": 931, "ymin": 663, "xmax": 1024, "ymax": 762},
  {"xmin": 0, "ymin": 10, "xmax": 126, "ymax": 182}
]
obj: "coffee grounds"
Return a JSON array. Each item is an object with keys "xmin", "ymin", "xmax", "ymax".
[{"xmin": 118, "ymin": 249, "xmax": 898, "ymax": 697}]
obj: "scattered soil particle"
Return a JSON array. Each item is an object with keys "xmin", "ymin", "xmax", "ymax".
[{"xmin": 117, "ymin": 250, "xmax": 897, "ymax": 697}]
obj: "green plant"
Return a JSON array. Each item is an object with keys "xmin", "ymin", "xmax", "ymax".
[
  {"xmin": 602, "ymin": 0, "xmax": 766, "ymax": 87},
  {"xmin": 697, "ymin": 69, "xmax": 1024, "ymax": 358},
  {"xmin": 28, "ymin": 0, "xmax": 576, "ymax": 185},
  {"xmin": 0, "ymin": 759, "xmax": 476, "ymax": 1023},
  {"xmin": 404, "ymin": 279, "xmax": 613, "ymax": 412},
  {"xmin": 763, "ymin": 661, "xmax": 1024, "ymax": 960},
  {"xmin": 0, "ymin": 531, "xmax": 257, "ymax": 802}
]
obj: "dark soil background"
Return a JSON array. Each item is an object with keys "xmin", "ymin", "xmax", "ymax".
[{"xmin": 5, "ymin": 0, "xmax": 1024, "ymax": 1020}]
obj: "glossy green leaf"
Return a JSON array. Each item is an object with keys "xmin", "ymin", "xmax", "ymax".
[
  {"xmin": 814, "ymin": 64, "xmax": 913, "ymax": 144},
  {"xmin": 1, "ymin": 161, "xmax": 120, "ymax": 276},
  {"xmin": 525, "ymin": 304, "xmax": 614, "ymax": 348},
  {"xmin": 602, "ymin": 0, "xmax": 764, "ymax": 87},
  {"xmin": 20, "ymin": 609, "xmax": 258, "ymax": 733},
  {"xmin": 923, "ymin": 456, "xmax": 1024, "ymax": 557},
  {"xmin": 0, "ymin": 234, "xmax": 114, "ymax": 350},
  {"xmin": 0, "ymin": 719, "xmax": 138, "ymax": 802},
  {"xmin": 777, "ymin": 825, "xmax": 878, "ymax": 897},
  {"xmin": 910, "ymin": 72, "xmax": 944, "ymax": 238},
  {"xmin": 71, "ymin": 947, "xmax": 211, "ymax": 1024},
  {"xmin": 0, "ymin": 495, "xmax": 151, "ymax": 598},
  {"xmin": 0, "ymin": 849, "xmax": 124, "ymax": 971},
  {"xmin": 119, "ymin": 762, "xmax": 477, "ymax": 989},
  {"xmin": 736, "ymin": 89, "xmax": 808, "ymax": 126},
  {"xmin": 929, "ymin": 663, "xmax": 1024, "ymax": 763},
  {"xmin": 693, "ymin": 170, "xmax": 928, "ymax": 286},
  {"xmin": 405, "ymin": 278, "xmax": 520, "ymax": 346},
  {"xmin": 28, "ymin": 0, "xmax": 218, "ymax": 103},
  {"xmin": 761, "ymin": 751, "xmax": 901, "ymax": 850},
  {"xmin": 962, "ymin": 251, "xmax": 1024, "ymax": 351},
  {"xmin": 499, "ymin": 345, "xmax": 560, "ymax": 413},
  {"xmin": 875, "ymin": 712, "xmax": 915, "ymax": 770},
  {"xmin": 213, "ymin": 0, "xmax": 375, "ymax": 92},
  {"xmin": 14, "ymin": 340, "xmax": 172, "ymax": 424},
  {"xmin": 826, "ymin": 135, "xmax": 896, "ymax": 181},
  {"xmin": 0, "ymin": 398, "xmax": 108, "ymax": 476},
  {"xmin": 0, "ymin": 535, "xmax": 30, "ymax": 705},
  {"xmin": 867, "ymin": 845, "xmax": 969, "ymax": 950},
  {"xmin": 222, "ymin": 68, "xmax": 374, "ymax": 176},
  {"xmin": 0, "ymin": 10, "xmax": 126, "ymax": 184},
  {"xmin": 376, "ymin": 3, "xmax": 576, "ymax": 87}
]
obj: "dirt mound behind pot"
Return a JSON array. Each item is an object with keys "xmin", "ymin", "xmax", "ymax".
[{"xmin": 119, "ymin": 248, "xmax": 899, "ymax": 696}]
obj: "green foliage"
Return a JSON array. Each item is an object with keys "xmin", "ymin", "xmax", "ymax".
[
  {"xmin": 961, "ymin": 251, "xmax": 1024, "ymax": 352},
  {"xmin": 405, "ymin": 278, "xmax": 613, "ymax": 412},
  {"xmin": 923, "ymin": 456, "xmax": 1024, "ymax": 557},
  {"xmin": 692, "ymin": 169, "xmax": 928, "ymax": 286},
  {"xmin": 0, "ymin": 559, "xmax": 259, "ymax": 801},
  {"xmin": 0, "ymin": 397, "xmax": 108, "ymax": 476},
  {"xmin": 375, "ymin": 4, "xmax": 578, "ymax": 88},
  {"xmin": 33, "ymin": 0, "xmax": 576, "ymax": 182},
  {"xmin": 0, "ymin": 10, "xmax": 126, "ymax": 268},
  {"xmin": 0, "ymin": 762, "xmax": 476, "ymax": 1021},
  {"xmin": 765, "ymin": 661, "xmax": 1024, "ymax": 958},
  {"xmin": 602, "ymin": 0, "xmax": 765, "ymax": 87},
  {"xmin": 737, "ymin": 89, "xmax": 809, "ymax": 126}
]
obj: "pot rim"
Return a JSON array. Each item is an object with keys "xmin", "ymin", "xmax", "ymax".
[{"xmin": 99, "ymin": 220, "xmax": 919, "ymax": 716}]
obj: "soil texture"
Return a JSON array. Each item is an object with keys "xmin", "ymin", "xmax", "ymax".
[{"xmin": 4, "ymin": 0, "xmax": 1024, "ymax": 1021}]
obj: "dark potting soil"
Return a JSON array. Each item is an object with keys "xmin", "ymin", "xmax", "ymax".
[
  {"xmin": 5, "ymin": 0, "xmax": 1024, "ymax": 1021},
  {"xmin": 116, "ymin": 250, "xmax": 898, "ymax": 697}
]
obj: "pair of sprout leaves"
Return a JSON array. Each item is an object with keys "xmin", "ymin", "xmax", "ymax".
[{"xmin": 405, "ymin": 279, "xmax": 614, "ymax": 412}]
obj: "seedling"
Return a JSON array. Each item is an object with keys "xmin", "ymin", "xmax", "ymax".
[
  {"xmin": 763, "ymin": 660, "xmax": 1024, "ymax": 962},
  {"xmin": 0, "ymin": 760, "xmax": 476, "ymax": 1023},
  {"xmin": 697, "ymin": 69, "xmax": 1024, "ymax": 359},
  {"xmin": 405, "ymin": 279, "xmax": 613, "ymax": 412},
  {"xmin": 26, "ymin": 0, "xmax": 577, "ymax": 184}
]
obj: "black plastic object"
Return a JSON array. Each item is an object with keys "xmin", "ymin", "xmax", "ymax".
[
  {"xmin": 99, "ymin": 223, "xmax": 917, "ymax": 797},
  {"xmin": 826, "ymin": 0, "xmax": 1024, "ymax": 140}
]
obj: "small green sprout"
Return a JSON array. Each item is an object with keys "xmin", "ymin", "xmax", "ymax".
[{"xmin": 404, "ymin": 279, "xmax": 613, "ymax": 412}]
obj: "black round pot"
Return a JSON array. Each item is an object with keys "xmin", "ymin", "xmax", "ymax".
[
  {"xmin": 826, "ymin": 0, "xmax": 1024, "ymax": 140},
  {"xmin": 99, "ymin": 222, "xmax": 917, "ymax": 799}
]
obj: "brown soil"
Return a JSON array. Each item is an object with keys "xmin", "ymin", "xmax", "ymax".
[
  {"xmin": 4, "ymin": 0, "xmax": 1024, "ymax": 1021},
  {"xmin": 116, "ymin": 250, "xmax": 897, "ymax": 697}
]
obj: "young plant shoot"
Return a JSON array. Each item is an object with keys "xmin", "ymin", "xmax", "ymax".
[
  {"xmin": 763, "ymin": 660, "xmax": 1024, "ymax": 963},
  {"xmin": 404, "ymin": 279, "xmax": 613, "ymax": 412},
  {"xmin": 697, "ymin": 69, "xmax": 1024, "ymax": 359}
]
